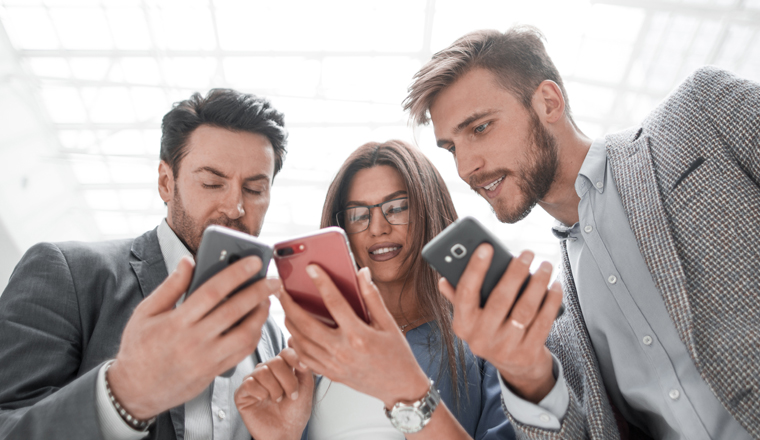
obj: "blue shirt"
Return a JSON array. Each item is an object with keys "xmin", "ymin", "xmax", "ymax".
[{"xmin": 303, "ymin": 321, "xmax": 515, "ymax": 439}]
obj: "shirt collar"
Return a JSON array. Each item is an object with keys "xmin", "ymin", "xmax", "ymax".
[
  {"xmin": 157, "ymin": 218, "xmax": 192, "ymax": 274},
  {"xmin": 574, "ymin": 138, "xmax": 608, "ymax": 198}
]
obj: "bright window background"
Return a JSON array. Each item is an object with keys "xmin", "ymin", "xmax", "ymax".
[{"xmin": 1, "ymin": 0, "xmax": 759, "ymax": 336}]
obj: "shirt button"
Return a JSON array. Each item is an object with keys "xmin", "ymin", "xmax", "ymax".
[
  {"xmin": 669, "ymin": 389, "xmax": 680, "ymax": 400},
  {"xmin": 539, "ymin": 413, "xmax": 551, "ymax": 423},
  {"xmin": 218, "ymin": 410, "xmax": 226, "ymax": 420},
  {"xmin": 596, "ymin": 181, "xmax": 604, "ymax": 189},
  {"xmin": 643, "ymin": 335, "xmax": 653, "ymax": 345},
  {"xmin": 584, "ymin": 225, "xmax": 593, "ymax": 233},
  {"xmin": 608, "ymin": 275, "xmax": 617, "ymax": 284}
]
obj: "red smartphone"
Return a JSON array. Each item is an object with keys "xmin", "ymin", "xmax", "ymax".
[{"xmin": 274, "ymin": 227, "xmax": 370, "ymax": 327}]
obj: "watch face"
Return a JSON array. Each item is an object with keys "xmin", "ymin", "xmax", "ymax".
[{"xmin": 396, "ymin": 407, "xmax": 423, "ymax": 430}]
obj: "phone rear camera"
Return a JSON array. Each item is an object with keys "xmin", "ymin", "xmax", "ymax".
[
  {"xmin": 451, "ymin": 244, "xmax": 467, "ymax": 259},
  {"xmin": 228, "ymin": 254, "xmax": 241, "ymax": 264},
  {"xmin": 277, "ymin": 247, "xmax": 294, "ymax": 257}
]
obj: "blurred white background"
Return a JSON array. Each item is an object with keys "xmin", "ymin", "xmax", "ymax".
[{"xmin": 0, "ymin": 0, "xmax": 758, "ymax": 334}]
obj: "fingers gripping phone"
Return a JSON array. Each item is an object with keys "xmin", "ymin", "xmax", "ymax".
[
  {"xmin": 187, "ymin": 225, "xmax": 274, "ymax": 377},
  {"xmin": 274, "ymin": 227, "xmax": 370, "ymax": 328},
  {"xmin": 422, "ymin": 216, "xmax": 564, "ymax": 317}
]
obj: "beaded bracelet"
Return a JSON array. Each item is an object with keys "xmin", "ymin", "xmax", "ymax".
[{"xmin": 104, "ymin": 361, "xmax": 156, "ymax": 431}]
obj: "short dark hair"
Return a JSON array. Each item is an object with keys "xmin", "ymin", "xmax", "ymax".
[
  {"xmin": 160, "ymin": 89, "xmax": 288, "ymax": 178},
  {"xmin": 404, "ymin": 26, "xmax": 574, "ymax": 127}
]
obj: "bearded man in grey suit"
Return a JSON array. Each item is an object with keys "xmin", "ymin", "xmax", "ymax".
[
  {"xmin": 0, "ymin": 89, "xmax": 289, "ymax": 439},
  {"xmin": 404, "ymin": 26, "xmax": 758, "ymax": 439}
]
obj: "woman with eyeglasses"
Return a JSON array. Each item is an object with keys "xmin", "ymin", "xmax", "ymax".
[{"xmin": 234, "ymin": 140, "xmax": 515, "ymax": 440}]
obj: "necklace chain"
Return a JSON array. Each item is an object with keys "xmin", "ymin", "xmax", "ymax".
[{"xmin": 399, "ymin": 317, "xmax": 424, "ymax": 332}]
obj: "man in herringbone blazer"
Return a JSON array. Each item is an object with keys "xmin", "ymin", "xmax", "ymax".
[{"xmin": 404, "ymin": 26, "xmax": 758, "ymax": 439}]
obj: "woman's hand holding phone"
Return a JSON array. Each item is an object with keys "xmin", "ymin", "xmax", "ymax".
[
  {"xmin": 234, "ymin": 347, "xmax": 314, "ymax": 440},
  {"xmin": 278, "ymin": 266, "xmax": 431, "ymax": 410},
  {"xmin": 438, "ymin": 244, "xmax": 564, "ymax": 404}
]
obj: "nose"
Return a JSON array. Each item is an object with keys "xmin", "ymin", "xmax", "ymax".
[
  {"xmin": 455, "ymin": 142, "xmax": 484, "ymax": 182},
  {"xmin": 219, "ymin": 187, "xmax": 245, "ymax": 220},
  {"xmin": 367, "ymin": 206, "xmax": 391, "ymax": 237}
]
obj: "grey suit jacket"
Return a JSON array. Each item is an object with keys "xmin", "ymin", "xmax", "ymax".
[
  {"xmin": 0, "ymin": 227, "xmax": 285, "ymax": 440},
  {"xmin": 505, "ymin": 67, "xmax": 760, "ymax": 439}
]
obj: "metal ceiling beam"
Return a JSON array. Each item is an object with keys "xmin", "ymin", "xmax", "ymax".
[
  {"xmin": 53, "ymin": 121, "xmax": 407, "ymax": 130},
  {"xmin": 591, "ymin": 0, "xmax": 760, "ymax": 24},
  {"xmin": 18, "ymin": 50, "xmax": 425, "ymax": 58}
]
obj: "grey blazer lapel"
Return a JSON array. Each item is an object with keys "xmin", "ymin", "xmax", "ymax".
[
  {"xmin": 129, "ymin": 228, "xmax": 169, "ymax": 299},
  {"xmin": 605, "ymin": 129, "xmax": 696, "ymax": 358},
  {"xmin": 129, "ymin": 228, "xmax": 185, "ymax": 439}
]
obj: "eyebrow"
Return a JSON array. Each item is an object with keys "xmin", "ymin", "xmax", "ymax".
[
  {"xmin": 345, "ymin": 190, "xmax": 408, "ymax": 207},
  {"xmin": 436, "ymin": 109, "xmax": 500, "ymax": 148},
  {"xmin": 194, "ymin": 166, "xmax": 271, "ymax": 182}
]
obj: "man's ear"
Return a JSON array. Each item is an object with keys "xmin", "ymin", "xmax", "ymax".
[
  {"xmin": 532, "ymin": 80, "xmax": 566, "ymax": 124},
  {"xmin": 158, "ymin": 161, "xmax": 175, "ymax": 204}
]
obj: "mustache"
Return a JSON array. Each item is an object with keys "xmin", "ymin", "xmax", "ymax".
[
  {"xmin": 204, "ymin": 216, "xmax": 251, "ymax": 235},
  {"xmin": 468, "ymin": 169, "xmax": 511, "ymax": 190}
]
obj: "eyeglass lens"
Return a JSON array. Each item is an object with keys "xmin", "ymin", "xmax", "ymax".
[{"xmin": 340, "ymin": 198, "xmax": 409, "ymax": 234}]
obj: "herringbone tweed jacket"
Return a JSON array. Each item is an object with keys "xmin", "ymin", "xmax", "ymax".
[{"xmin": 505, "ymin": 66, "xmax": 760, "ymax": 439}]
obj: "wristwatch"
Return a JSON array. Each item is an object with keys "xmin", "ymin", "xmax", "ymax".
[{"xmin": 384, "ymin": 380, "xmax": 441, "ymax": 433}]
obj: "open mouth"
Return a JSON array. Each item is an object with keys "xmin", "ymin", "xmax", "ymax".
[
  {"xmin": 483, "ymin": 176, "xmax": 505, "ymax": 192},
  {"xmin": 368, "ymin": 243, "xmax": 403, "ymax": 262},
  {"xmin": 371, "ymin": 246, "xmax": 400, "ymax": 255}
]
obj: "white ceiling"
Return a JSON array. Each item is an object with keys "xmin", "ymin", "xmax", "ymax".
[{"xmin": 1, "ymin": 0, "xmax": 759, "ymax": 294}]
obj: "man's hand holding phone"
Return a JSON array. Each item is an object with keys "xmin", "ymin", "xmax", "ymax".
[
  {"xmin": 438, "ymin": 244, "xmax": 564, "ymax": 404},
  {"xmin": 107, "ymin": 254, "xmax": 277, "ymax": 421}
]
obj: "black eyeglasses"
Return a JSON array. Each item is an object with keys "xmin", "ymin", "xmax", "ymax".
[{"xmin": 335, "ymin": 197, "xmax": 410, "ymax": 234}]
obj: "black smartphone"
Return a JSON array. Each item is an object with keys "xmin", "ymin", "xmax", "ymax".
[
  {"xmin": 187, "ymin": 225, "xmax": 273, "ymax": 378},
  {"xmin": 422, "ymin": 216, "xmax": 563, "ymax": 317},
  {"xmin": 188, "ymin": 225, "xmax": 273, "ymax": 297}
]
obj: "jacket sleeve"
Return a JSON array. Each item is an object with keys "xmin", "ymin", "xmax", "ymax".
[
  {"xmin": 0, "ymin": 243, "xmax": 105, "ymax": 440},
  {"xmin": 500, "ymin": 246, "xmax": 622, "ymax": 440},
  {"xmin": 689, "ymin": 66, "xmax": 760, "ymax": 182}
]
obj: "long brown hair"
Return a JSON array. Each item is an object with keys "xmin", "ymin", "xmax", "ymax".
[{"xmin": 320, "ymin": 139, "xmax": 467, "ymax": 408}]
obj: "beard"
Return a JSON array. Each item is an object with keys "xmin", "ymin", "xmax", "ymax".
[
  {"xmin": 470, "ymin": 110, "xmax": 559, "ymax": 224},
  {"xmin": 170, "ymin": 185, "xmax": 252, "ymax": 255}
]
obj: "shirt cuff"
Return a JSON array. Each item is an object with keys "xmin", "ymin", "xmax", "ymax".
[
  {"xmin": 498, "ymin": 353, "xmax": 569, "ymax": 430},
  {"xmin": 96, "ymin": 361, "xmax": 150, "ymax": 440}
]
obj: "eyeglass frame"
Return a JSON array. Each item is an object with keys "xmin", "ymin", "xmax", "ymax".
[{"xmin": 334, "ymin": 197, "xmax": 410, "ymax": 234}]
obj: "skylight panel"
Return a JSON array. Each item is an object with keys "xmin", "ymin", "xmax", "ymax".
[
  {"xmin": 108, "ymin": 160, "xmax": 155, "ymax": 184},
  {"xmin": 93, "ymin": 211, "xmax": 129, "ymax": 236},
  {"xmin": 222, "ymin": 57, "xmax": 321, "ymax": 96},
  {"xmin": 89, "ymin": 87, "xmax": 136, "ymax": 123},
  {"xmin": 119, "ymin": 189, "xmax": 156, "ymax": 211},
  {"xmin": 99, "ymin": 129, "xmax": 149, "ymax": 155},
  {"xmin": 1, "ymin": 6, "xmax": 59, "ymax": 50},
  {"xmin": 131, "ymin": 87, "xmax": 168, "ymax": 123},
  {"xmin": 49, "ymin": 7, "xmax": 114, "ymax": 50},
  {"xmin": 84, "ymin": 189, "xmax": 121, "ymax": 211},
  {"xmin": 69, "ymin": 57, "xmax": 111, "ymax": 82},
  {"xmin": 71, "ymin": 159, "xmax": 112, "ymax": 184},
  {"xmin": 152, "ymin": 6, "xmax": 216, "ymax": 51},
  {"xmin": 161, "ymin": 57, "xmax": 217, "ymax": 88},
  {"xmin": 120, "ymin": 58, "xmax": 162, "ymax": 86},
  {"xmin": 58, "ymin": 129, "xmax": 97, "ymax": 152},
  {"xmin": 40, "ymin": 86, "xmax": 88, "ymax": 123},
  {"xmin": 106, "ymin": 6, "xmax": 152, "ymax": 50},
  {"xmin": 27, "ymin": 57, "xmax": 70, "ymax": 78}
]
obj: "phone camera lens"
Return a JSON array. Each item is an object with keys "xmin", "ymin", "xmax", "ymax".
[
  {"xmin": 228, "ymin": 254, "xmax": 241, "ymax": 264},
  {"xmin": 277, "ymin": 247, "xmax": 294, "ymax": 257},
  {"xmin": 451, "ymin": 244, "xmax": 467, "ymax": 259}
]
